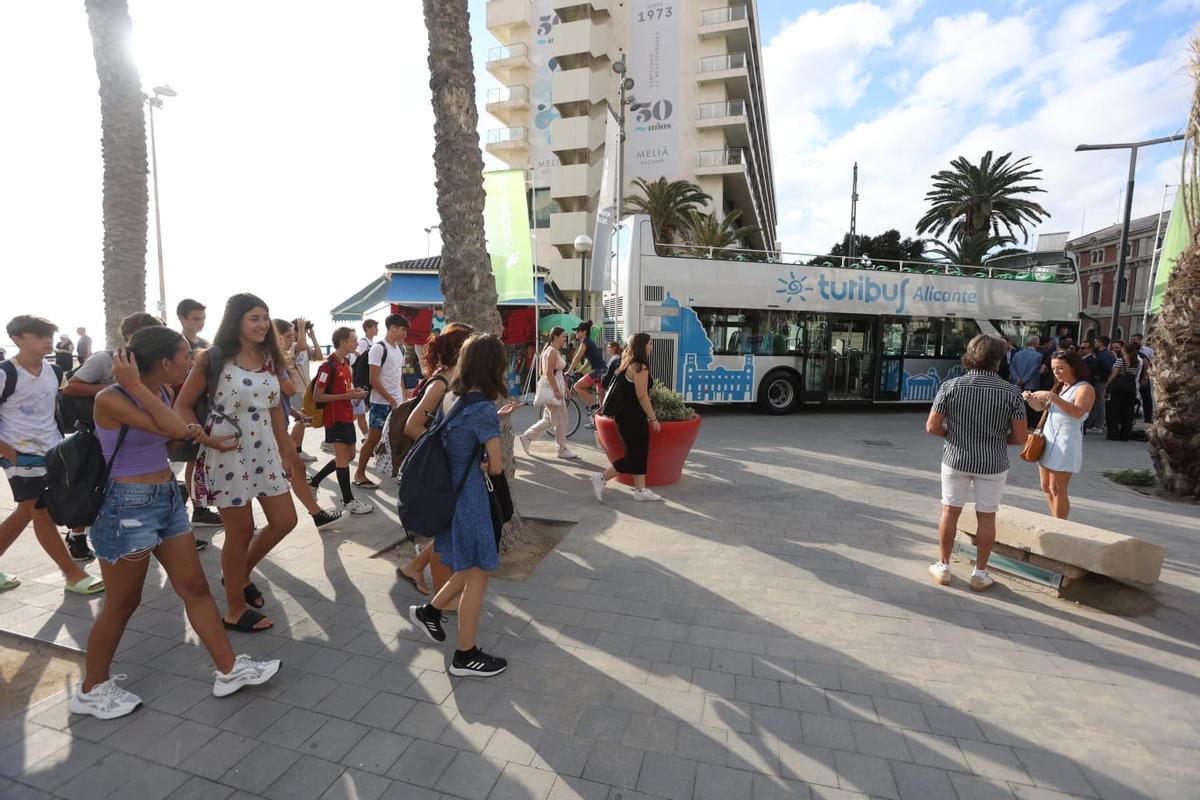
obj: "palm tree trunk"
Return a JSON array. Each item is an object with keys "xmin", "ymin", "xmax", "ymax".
[
  {"xmin": 422, "ymin": 0, "xmax": 525, "ymax": 545},
  {"xmin": 85, "ymin": 0, "xmax": 148, "ymax": 349}
]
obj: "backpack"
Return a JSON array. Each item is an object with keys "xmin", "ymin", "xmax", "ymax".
[
  {"xmin": 38, "ymin": 389, "xmax": 130, "ymax": 528},
  {"xmin": 396, "ymin": 392, "xmax": 489, "ymax": 538},
  {"xmin": 1110, "ymin": 366, "xmax": 1137, "ymax": 397},
  {"xmin": 168, "ymin": 346, "xmax": 224, "ymax": 462},
  {"xmin": 379, "ymin": 374, "xmax": 448, "ymax": 477},
  {"xmin": 303, "ymin": 355, "xmax": 339, "ymax": 428},
  {"xmin": 1, "ymin": 359, "xmax": 65, "ymax": 432},
  {"xmin": 351, "ymin": 341, "xmax": 387, "ymax": 391}
]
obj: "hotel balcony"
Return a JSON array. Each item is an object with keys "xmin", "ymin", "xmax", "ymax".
[
  {"xmin": 486, "ymin": 0, "xmax": 530, "ymax": 44},
  {"xmin": 552, "ymin": 66, "xmax": 608, "ymax": 110},
  {"xmin": 696, "ymin": 100, "xmax": 750, "ymax": 147},
  {"xmin": 549, "ymin": 161, "xmax": 601, "ymax": 201},
  {"xmin": 549, "ymin": 210, "xmax": 592, "ymax": 247},
  {"xmin": 485, "ymin": 43, "xmax": 530, "ymax": 84},
  {"xmin": 552, "ymin": 19, "xmax": 611, "ymax": 60},
  {"xmin": 553, "ymin": 0, "xmax": 611, "ymax": 13},
  {"xmin": 485, "ymin": 85, "xmax": 530, "ymax": 125},
  {"xmin": 550, "ymin": 113, "xmax": 605, "ymax": 155},
  {"xmin": 697, "ymin": 52, "xmax": 749, "ymax": 88},
  {"xmin": 485, "ymin": 125, "xmax": 529, "ymax": 157},
  {"xmin": 698, "ymin": 4, "xmax": 750, "ymax": 49},
  {"xmin": 695, "ymin": 147, "xmax": 747, "ymax": 176}
]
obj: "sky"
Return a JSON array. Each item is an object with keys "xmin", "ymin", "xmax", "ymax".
[{"xmin": 0, "ymin": 0, "xmax": 1195, "ymax": 348}]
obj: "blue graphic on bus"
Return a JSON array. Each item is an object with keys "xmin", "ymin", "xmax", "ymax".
[
  {"xmin": 658, "ymin": 293, "xmax": 754, "ymax": 401},
  {"xmin": 775, "ymin": 272, "xmax": 812, "ymax": 303},
  {"xmin": 901, "ymin": 364, "xmax": 964, "ymax": 401}
]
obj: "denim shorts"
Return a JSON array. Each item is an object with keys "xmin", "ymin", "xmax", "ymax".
[{"xmin": 89, "ymin": 481, "xmax": 192, "ymax": 563}]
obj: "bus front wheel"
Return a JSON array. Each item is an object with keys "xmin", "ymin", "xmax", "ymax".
[{"xmin": 757, "ymin": 372, "xmax": 799, "ymax": 415}]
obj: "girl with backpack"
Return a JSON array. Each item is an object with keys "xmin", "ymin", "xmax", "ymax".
[
  {"xmin": 408, "ymin": 333, "xmax": 518, "ymax": 677},
  {"xmin": 1105, "ymin": 342, "xmax": 1142, "ymax": 442},
  {"xmin": 394, "ymin": 322, "xmax": 473, "ymax": 596},
  {"xmin": 591, "ymin": 333, "xmax": 663, "ymax": 503},
  {"xmin": 71, "ymin": 327, "xmax": 279, "ymax": 720},
  {"xmin": 177, "ymin": 293, "xmax": 300, "ymax": 633}
]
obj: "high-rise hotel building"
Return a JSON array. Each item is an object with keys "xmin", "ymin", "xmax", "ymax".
[{"xmin": 483, "ymin": 0, "xmax": 778, "ymax": 297}]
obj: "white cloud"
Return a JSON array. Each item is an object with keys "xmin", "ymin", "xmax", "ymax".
[{"xmin": 766, "ymin": 1, "xmax": 1192, "ymax": 254}]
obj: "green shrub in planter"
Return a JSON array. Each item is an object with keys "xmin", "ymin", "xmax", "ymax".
[{"xmin": 649, "ymin": 383, "xmax": 698, "ymax": 422}]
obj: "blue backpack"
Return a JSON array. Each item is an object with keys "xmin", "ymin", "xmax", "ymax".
[{"xmin": 396, "ymin": 392, "xmax": 489, "ymax": 538}]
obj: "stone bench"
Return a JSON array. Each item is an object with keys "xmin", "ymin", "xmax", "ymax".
[{"xmin": 956, "ymin": 505, "xmax": 1165, "ymax": 591}]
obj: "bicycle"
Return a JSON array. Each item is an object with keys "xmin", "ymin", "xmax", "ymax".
[{"xmin": 530, "ymin": 372, "xmax": 593, "ymax": 440}]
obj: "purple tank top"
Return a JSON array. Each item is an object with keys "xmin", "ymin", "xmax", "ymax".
[{"xmin": 97, "ymin": 387, "xmax": 172, "ymax": 479}]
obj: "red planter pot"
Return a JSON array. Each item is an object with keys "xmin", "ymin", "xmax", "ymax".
[{"xmin": 594, "ymin": 414, "xmax": 702, "ymax": 487}]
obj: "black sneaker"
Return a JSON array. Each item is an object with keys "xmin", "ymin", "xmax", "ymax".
[
  {"xmin": 65, "ymin": 533, "xmax": 94, "ymax": 563},
  {"xmin": 409, "ymin": 604, "xmax": 446, "ymax": 642},
  {"xmin": 191, "ymin": 507, "xmax": 223, "ymax": 527},
  {"xmin": 450, "ymin": 647, "xmax": 507, "ymax": 678},
  {"xmin": 312, "ymin": 509, "xmax": 343, "ymax": 529}
]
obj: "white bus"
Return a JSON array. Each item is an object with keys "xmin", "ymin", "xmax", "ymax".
[{"xmin": 603, "ymin": 215, "xmax": 1081, "ymax": 413}]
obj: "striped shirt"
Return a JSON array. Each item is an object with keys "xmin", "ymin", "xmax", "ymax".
[{"xmin": 932, "ymin": 370, "xmax": 1026, "ymax": 474}]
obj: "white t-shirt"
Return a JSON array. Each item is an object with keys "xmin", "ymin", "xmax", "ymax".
[
  {"xmin": 368, "ymin": 340, "xmax": 405, "ymax": 406},
  {"xmin": 355, "ymin": 336, "xmax": 372, "ymax": 359},
  {"xmin": 0, "ymin": 361, "xmax": 63, "ymax": 456}
]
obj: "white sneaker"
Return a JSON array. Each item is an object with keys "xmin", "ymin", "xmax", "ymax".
[
  {"xmin": 557, "ymin": 450, "xmax": 580, "ymax": 460},
  {"xmin": 633, "ymin": 488, "xmax": 662, "ymax": 502},
  {"xmin": 518, "ymin": 433, "xmax": 532, "ymax": 456},
  {"xmin": 970, "ymin": 569, "xmax": 995, "ymax": 592},
  {"xmin": 320, "ymin": 442, "xmax": 335, "ymax": 453},
  {"xmin": 591, "ymin": 473, "xmax": 605, "ymax": 502},
  {"xmin": 928, "ymin": 562, "xmax": 951, "ymax": 586},
  {"xmin": 69, "ymin": 675, "xmax": 141, "ymax": 719},
  {"xmin": 344, "ymin": 498, "xmax": 374, "ymax": 515},
  {"xmin": 213, "ymin": 654, "xmax": 281, "ymax": 697},
  {"xmin": 297, "ymin": 451, "xmax": 316, "ymax": 463}
]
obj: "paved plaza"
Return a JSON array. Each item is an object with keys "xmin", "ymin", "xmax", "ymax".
[{"xmin": 1, "ymin": 407, "xmax": 1198, "ymax": 800}]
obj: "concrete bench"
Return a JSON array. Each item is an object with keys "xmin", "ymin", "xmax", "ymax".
[{"xmin": 956, "ymin": 505, "xmax": 1165, "ymax": 592}]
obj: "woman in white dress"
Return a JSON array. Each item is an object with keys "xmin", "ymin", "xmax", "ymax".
[
  {"xmin": 518, "ymin": 326, "xmax": 577, "ymax": 460},
  {"xmin": 1023, "ymin": 349, "xmax": 1094, "ymax": 519},
  {"xmin": 178, "ymin": 294, "xmax": 300, "ymax": 633}
]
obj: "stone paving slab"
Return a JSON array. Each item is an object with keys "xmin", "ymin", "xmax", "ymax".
[{"xmin": 1, "ymin": 408, "xmax": 1198, "ymax": 800}]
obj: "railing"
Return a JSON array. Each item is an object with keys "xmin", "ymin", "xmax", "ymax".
[
  {"xmin": 699, "ymin": 52, "xmax": 747, "ymax": 73},
  {"xmin": 700, "ymin": 4, "xmax": 748, "ymax": 25},
  {"xmin": 697, "ymin": 100, "xmax": 746, "ymax": 119},
  {"xmin": 657, "ymin": 243, "xmax": 1080, "ymax": 283},
  {"xmin": 486, "ymin": 85, "xmax": 530, "ymax": 104},
  {"xmin": 487, "ymin": 43, "xmax": 529, "ymax": 62},
  {"xmin": 697, "ymin": 148, "xmax": 746, "ymax": 167},
  {"xmin": 487, "ymin": 126, "xmax": 528, "ymax": 145}
]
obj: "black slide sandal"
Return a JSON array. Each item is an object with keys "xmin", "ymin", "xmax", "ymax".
[
  {"xmin": 221, "ymin": 578, "xmax": 265, "ymax": 609},
  {"xmin": 223, "ymin": 609, "xmax": 272, "ymax": 632}
]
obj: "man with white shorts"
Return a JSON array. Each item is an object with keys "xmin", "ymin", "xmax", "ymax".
[{"xmin": 925, "ymin": 334, "xmax": 1028, "ymax": 592}]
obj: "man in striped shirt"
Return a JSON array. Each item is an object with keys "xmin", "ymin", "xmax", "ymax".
[{"xmin": 925, "ymin": 334, "xmax": 1028, "ymax": 592}]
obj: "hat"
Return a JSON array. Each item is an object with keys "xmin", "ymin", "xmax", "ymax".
[{"xmin": 573, "ymin": 321, "xmax": 593, "ymax": 333}]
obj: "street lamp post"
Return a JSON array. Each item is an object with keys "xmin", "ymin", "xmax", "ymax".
[
  {"xmin": 144, "ymin": 84, "xmax": 176, "ymax": 320},
  {"xmin": 424, "ymin": 224, "xmax": 440, "ymax": 258},
  {"xmin": 1075, "ymin": 134, "xmax": 1184, "ymax": 339},
  {"xmin": 574, "ymin": 234, "xmax": 592, "ymax": 317}
]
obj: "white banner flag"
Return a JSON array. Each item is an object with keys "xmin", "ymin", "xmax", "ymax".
[{"xmin": 590, "ymin": 109, "xmax": 621, "ymax": 292}]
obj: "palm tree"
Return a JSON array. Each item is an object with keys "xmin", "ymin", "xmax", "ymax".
[
  {"xmin": 927, "ymin": 232, "xmax": 1017, "ymax": 266},
  {"xmin": 679, "ymin": 209, "xmax": 760, "ymax": 257},
  {"xmin": 85, "ymin": 0, "xmax": 149, "ymax": 348},
  {"xmin": 622, "ymin": 177, "xmax": 711, "ymax": 251},
  {"xmin": 1147, "ymin": 39, "xmax": 1200, "ymax": 500},
  {"xmin": 916, "ymin": 151, "xmax": 1049, "ymax": 246}
]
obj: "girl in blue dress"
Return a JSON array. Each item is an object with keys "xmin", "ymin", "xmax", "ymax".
[{"xmin": 410, "ymin": 333, "xmax": 518, "ymax": 677}]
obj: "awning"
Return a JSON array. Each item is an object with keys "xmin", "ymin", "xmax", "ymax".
[
  {"xmin": 331, "ymin": 272, "xmax": 565, "ymax": 322},
  {"xmin": 330, "ymin": 275, "xmax": 389, "ymax": 321}
]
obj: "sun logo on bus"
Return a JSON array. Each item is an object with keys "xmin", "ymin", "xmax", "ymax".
[{"xmin": 776, "ymin": 272, "xmax": 811, "ymax": 303}]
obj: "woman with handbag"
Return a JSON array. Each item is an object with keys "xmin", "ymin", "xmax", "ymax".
[
  {"xmin": 71, "ymin": 327, "xmax": 279, "ymax": 720},
  {"xmin": 1024, "ymin": 350, "xmax": 1094, "ymax": 519},
  {"xmin": 591, "ymin": 333, "xmax": 663, "ymax": 502},
  {"xmin": 517, "ymin": 326, "xmax": 577, "ymax": 460},
  {"xmin": 409, "ymin": 334, "xmax": 519, "ymax": 677}
]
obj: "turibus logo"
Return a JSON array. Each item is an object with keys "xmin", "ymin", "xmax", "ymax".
[
  {"xmin": 775, "ymin": 271, "xmax": 981, "ymax": 314},
  {"xmin": 817, "ymin": 275, "xmax": 911, "ymax": 314}
]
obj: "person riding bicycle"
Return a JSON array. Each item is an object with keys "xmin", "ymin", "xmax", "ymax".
[{"xmin": 568, "ymin": 321, "xmax": 607, "ymax": 427}]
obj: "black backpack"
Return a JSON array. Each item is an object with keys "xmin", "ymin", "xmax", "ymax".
[
  {"xmin": 352, "ymin": 341, "xmax": 386, "ymax": 390},
  {"xmin": 396, "ymin": 392, "xmax": 488, "ymax": 538},
  {"xmin": 1, "ymin": 359, "xmax": 65, "ymax": 432},
  {"xmin": 168, "ymin": 346, "xmax": 224, "ymax": 463},
  {"xmin": 38, "ymin": 389, "xmax": 130, "ymax": 528}
]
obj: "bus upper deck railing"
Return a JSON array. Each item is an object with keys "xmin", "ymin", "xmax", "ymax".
[{"xmin": 657, "ymin": 242, "xmax": 1079, "ymax": 284}]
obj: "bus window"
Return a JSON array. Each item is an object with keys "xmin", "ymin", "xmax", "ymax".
[
  {"xmin": 904, "ymin": 317, "xmax": 940, "ymax": 357},
  {"xmin": 939, "ymin": 319, "xmax": 980, "ymax": 358}
]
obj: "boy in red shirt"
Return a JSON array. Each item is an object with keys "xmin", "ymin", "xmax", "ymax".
[{"xmin": 308, "ymin": 327, "xmax": 373, "ymax": 514}]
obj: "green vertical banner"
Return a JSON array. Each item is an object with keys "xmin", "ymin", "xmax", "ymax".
[
  {"xmin": 483, "ymin": 169, "xmax": 534, "ymax": 303},
  {"xmin": 1151, "ymin": 186, "xmax": 1192, "ymax": 315}
]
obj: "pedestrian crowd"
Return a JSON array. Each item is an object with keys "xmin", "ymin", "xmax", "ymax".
[{"xmin": 1, "ymin": 297, "xmax": 666, "ymax": 720}]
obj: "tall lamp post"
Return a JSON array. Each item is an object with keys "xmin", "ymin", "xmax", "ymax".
[
  {"xmin": 144, "ymin": 85, "xmax": 176, "ymax": 320},
  {"xmin": 424, "ymin": 224, "xmax": 440, "ymax": 257},
  {"xmin": 1075, "ymin": 134, "xmax": 1184, "ymax": 339},
  {"xmin": 574, "ymin": 234, "xmax": 592, "ymax": 317}
]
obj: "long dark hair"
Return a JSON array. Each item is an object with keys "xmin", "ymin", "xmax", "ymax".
[
  {"xmin": 128, "ymin": 326, "xmax": 186, "ymax": 374},
  {"xmin": 545, "ymin": 326, "xmax": 565, "ymax": 348},
  {"xmin": 618, "ymin": 332, "xmax": 651, "ymax": 373},
  {"xmin": 449, "ymin": 333, "xmax": 508, "ymax": 400},
  {"xmin": 422, "ymin": 322, "xmax": 474, "ymax": 374},
  {"xmin": 1051, "ymin": 349, "xmax": 1090, "ymax": 385},
  {"xmin": 212, "ymin": 293, "xmax": 286, "ymax": 373}
]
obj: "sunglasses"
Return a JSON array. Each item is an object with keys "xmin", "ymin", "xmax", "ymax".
[{"xmin": 1052, "ymin": 351, "xmax": 1069, "ymax": 358}]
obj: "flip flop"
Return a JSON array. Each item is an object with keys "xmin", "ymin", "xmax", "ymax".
[
  {"xmin": 396, "ymin": 565, "xmax": 430, "ymax": 595},
  {"xmin": 0, "ymin": 573, "xmax": 20, "ymax": 592},
  {"xmin": 65, "ymin": 575, "xmax": 105, "ymax": 595},
  {"xmin": 221, "ymin": 578, "xmax": 265, "ymax": 609},
  {"xmin": 223, "ymin": 609, "xmax": 273, "ymax": 632},
  {"xmin": 352, "ymin": 479, "xmax": 379, "ymax": 490}
]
